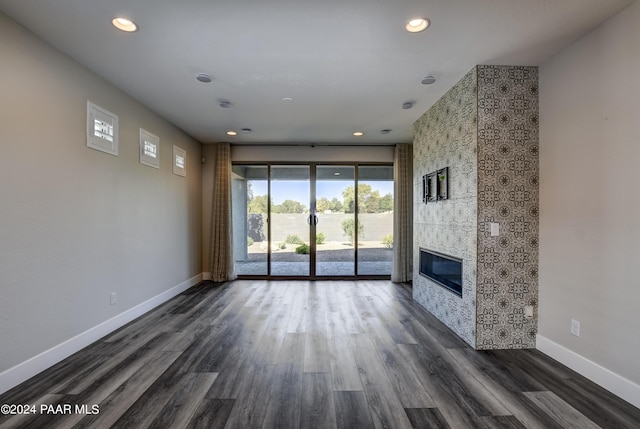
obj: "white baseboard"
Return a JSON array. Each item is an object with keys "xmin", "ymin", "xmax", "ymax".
[
  {"xmin": 537, "ymin": 334, "xmax": 640, "ymax": 409},
  {"xmin": 0, "ymin": 273, "xmax": 203, "ymax": 396}
]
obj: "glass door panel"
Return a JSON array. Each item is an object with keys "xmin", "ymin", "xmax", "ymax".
[
  {"xmin": 316, "ymin": 165, "xmax": 355, "ymax": 276},
  {"xmin": 270, "ymin": 165, "xmax": 310, "ymax": 276},
  {"xmin": 232, "ymin": 165, "xmax": 268, "ymax": 276},
  {"xmin": 357, "ymin": 165, "xmax": 394, "ymax": 276}
]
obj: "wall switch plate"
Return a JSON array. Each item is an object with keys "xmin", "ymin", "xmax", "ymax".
[
  {"xmin": 570, "ymin": 319, "xmax": 580, "ymax": 337},
  {"xmin": 525, "ymin": 305, "xmax": 534, "ymax": 319},
  {"xmin": 490, "ymin": 222, "xmax": 500, "ymax": 236},
  {"xmin": 110, "ymin": 292, "xmax": 117, "ymax": 305}
]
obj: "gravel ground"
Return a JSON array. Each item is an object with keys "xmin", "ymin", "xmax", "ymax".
[{"xmin": 243, "ymin": 241, "xmax": 392, "ymax": 262}]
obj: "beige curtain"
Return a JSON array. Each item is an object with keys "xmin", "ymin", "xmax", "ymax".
[
  {"xmin": 391, "ymin": 143, "xmax": 413, "ymax": 283},
  {"xmin": 210, "ymin": 142, "xmax": 236, "ymax": 282}
]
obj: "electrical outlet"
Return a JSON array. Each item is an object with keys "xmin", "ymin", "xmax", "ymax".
[
  {"xmin": 110, "ymin": 292, "xmax": 117, "ymax": 305},
  {"xmin": 570, "ymin": 319, "xmax": 580, "ymax": 337}
]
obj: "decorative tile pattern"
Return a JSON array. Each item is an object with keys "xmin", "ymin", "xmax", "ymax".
[
  {"xmin": 476, "ymin": 65, "xmax": 538, "ymax": 349},
  {"xmin": 413, "ymin": 68, "xmax": 478, "ymax": 348},
  {"xmin": 413, "ymin": 65, "xmax": 539, "ymax": 350}
]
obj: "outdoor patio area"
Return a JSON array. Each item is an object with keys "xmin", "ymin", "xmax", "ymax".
[{"xmin": 235, "ymin": 241, "xmax": 393, "ymax": 276}]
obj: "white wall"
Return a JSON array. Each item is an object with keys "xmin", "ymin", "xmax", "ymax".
[
  {"xmin": 0, "ymin": 13, "xmax": 202, "ymax": 392},
  {"xmin": 539, "ymin": 0, "xmax": 640, "ymax": 400}
]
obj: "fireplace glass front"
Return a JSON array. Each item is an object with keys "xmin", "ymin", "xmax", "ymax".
[{"xmin": 419, "ymin": 248, "xmax": 462, "ymax": 297}]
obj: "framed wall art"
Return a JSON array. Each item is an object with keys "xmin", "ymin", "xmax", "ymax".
[
  {"xmin": 139, "ymin": 128, "xmax": 160, "ymax": 168},
  {"xmin": 437, "ymin": 167, "xmax": 448, "ymax": 200},
  {"xmin": 173, "ymin": 145, "xmax": 186, "ymax": 177},
  {"xmin": 87, "ymin": 101, "xmax": 118, "ymax": 156},
  {"xmin": 423, "ymin": 172, "xmax": 437, "ymax": 203}
]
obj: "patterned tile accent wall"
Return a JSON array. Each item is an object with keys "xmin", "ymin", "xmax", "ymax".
[
  {"xmin": 413, "ymin": 68, "xmax": 478, "ymax": 348},
  {"xmin": 476, "ymin": 66, "xmax": 539, "ymax": 349},
  {"xmin": 412, "ymin": 66, "xmax": 539, "ymax": 350}
]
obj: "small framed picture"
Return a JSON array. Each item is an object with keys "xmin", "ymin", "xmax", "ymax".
[
  {"xmin": 424, "ymin": 172, "xmax": 437, "ymax": 203},
  {"xmin": 173, "ymin": 145, "xmax": 186, "ymax": 177},
  {"xmin": 87, "ymin": 101, "xmax": 118, "ymax": 156},
  {"xmin": 422, "ymin": 175, "xmax": 427, "ymax": 203},
  {"xmin": 437, "ymin": 167, "xmax": 448, "ymax": 200},
  {"xmin": 139, "ymin": 128, "xmax": 160, "ymax": 169}
]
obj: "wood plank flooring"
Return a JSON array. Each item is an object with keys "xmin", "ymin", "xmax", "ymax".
[{"xmin": 1, "ymin": 280, "xmax": 638, "ymax": 428}]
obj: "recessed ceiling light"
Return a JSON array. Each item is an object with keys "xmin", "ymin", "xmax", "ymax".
[
  {"xmin": 196, "ymin": 73, "xmax": 212, "ymax": 83},
  {"xmin": 282, "ymin": 97, "xmax": 294, "ymax": 103},
  {"xmin": 226, "ymin": 131, "xmax": 237, "ymax": 136},
  {"xmin": 219, "ymin": 101, "xmax": 232, "ymax": 108},
  {"xmin": 402, "ymin": 102, "xmax": 414, "ymax": 109},
  {"xmin": 380, "ymin": 129, "xmax": 392, "ymax": 134},
  {"xmin": 112, "ymin": 17, "xmax": 138, "ymax": 32},
  {"xmin": 334, "ymin": 172, "xmax": 341, "ymax": 176},
  {"xmin": 353, "ymin": 131, "xmax": 364, "ymax": 137},
  {"xmin": 405, "ymin": 17, "xmax": 429, "ymax": 33},
  {"xmin": 241, "ymin": 128, "xmax": 252, "ymax": 134},
  {"xmin": 421, "ymin": 75, "xmax": 436, "ymax": 85}
]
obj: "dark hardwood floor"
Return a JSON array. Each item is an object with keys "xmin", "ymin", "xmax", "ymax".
[{"xmin": 1, "ymin": 280, "xmax": 638, "ymax": 428}]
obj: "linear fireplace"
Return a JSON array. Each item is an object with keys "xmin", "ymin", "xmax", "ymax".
[{"xmin": 419, "ymin": 248, "xmax": 463, "ymax": 297}]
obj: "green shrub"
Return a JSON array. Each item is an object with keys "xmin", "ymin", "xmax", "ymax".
[
  {"xmin": 285, "ymin": 234, "xmax": 304, "ymax": 245},
  {"xmin": 277, "ymin": 242, "xmax": 286, "ymax": 250},
  {"xmin": 247, "ymin": 237, "xmax": 254, "ymax": 246},
  {"xmin": 316, "ymin": 232, "xmax": 326, "ymax": 245},
  {"xmin": 382, "ymin": 234, "xmax": 393, "ymax": 249},
  {"xmin": 295, "ymin": 243, "xmax": 310, "ymax": 254},
  {"xmin": 341, "ymin": 218, "xmax": 364, "ymax": 246}
]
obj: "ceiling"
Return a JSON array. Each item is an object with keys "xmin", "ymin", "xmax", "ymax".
[{"xmin": 0, "ymin": 0, "xmax": 634, "ymax": 145}]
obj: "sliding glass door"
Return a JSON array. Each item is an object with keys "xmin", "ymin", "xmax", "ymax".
[
  {"xmin": 232, "ymin": 163, "xmax": 393, "ymax": 278},
  {"xmin": 232, "ymin": 165, "xmax": 268, "ymax": 276},
  {"xmin": 356, "ymin": 165, "xmax": 394, "ymax": 275},
  {"xmin": 270, "ymin": 165, "xmax": 310, "ymax": 276},
  {"xmin": 316, "ymin": 166, "xmax": 356, "ymax": 276}
]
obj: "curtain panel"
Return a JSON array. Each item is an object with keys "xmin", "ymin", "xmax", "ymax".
[
  {"xmin": 210, "ymin": 142, "xmax": 236, "ymax": 282},
  {"xmin": 391, "ymin": 143, "xmax": 413, "ymax": 283}
]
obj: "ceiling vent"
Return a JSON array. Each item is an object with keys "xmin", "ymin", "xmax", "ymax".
[
  {"xmin": 421, "ymin": 76, "xmax": 436, "ymax": 85},
  {"xmin": 196, "ymin": 73, "xmax": 212, "ymax": 83}
]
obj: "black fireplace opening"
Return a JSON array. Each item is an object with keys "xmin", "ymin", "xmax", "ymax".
[{"xmin": 419, "ymin": 248, "xmax": 463, "ymax": 297}]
